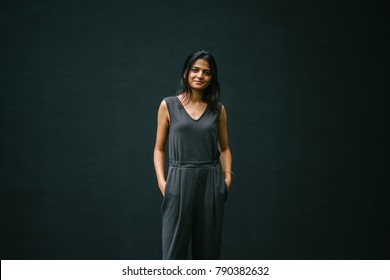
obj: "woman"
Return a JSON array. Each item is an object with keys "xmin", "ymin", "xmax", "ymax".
[{"xmin": 153, "ymin": 50, "xmax": 233, "ymax": 259}]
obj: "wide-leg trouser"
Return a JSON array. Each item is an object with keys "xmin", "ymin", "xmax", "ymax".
[{"xmin": 161, "ymin": 160, "xmax": 228, "ymax": 260}]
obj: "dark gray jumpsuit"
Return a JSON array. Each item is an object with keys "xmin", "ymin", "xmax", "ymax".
[{"xmin": 161, "ymin": 96, "xmax": 228, "ymax": 260}]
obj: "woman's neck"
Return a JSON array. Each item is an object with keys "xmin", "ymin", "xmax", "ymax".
[{"xmin": 189, "ymin": 90, "xmax": 203, "ymax": 103}]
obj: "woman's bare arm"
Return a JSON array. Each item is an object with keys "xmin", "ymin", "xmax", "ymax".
[
  {"xmin": 218, "ymin": 105, "xmax": 233, "ymax": 189},
  {"xmin": 153, "ymin": 100, "xmax": 170, "ymax": 196}
]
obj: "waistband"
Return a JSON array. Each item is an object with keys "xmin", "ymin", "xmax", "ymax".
[{"xmin": 169, "ymin": 160, "xmax": 218, "ymax": 168}]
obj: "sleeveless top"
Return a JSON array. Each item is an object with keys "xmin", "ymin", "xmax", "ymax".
[{"xmin": 164, "ymin": 96, "xmax": 222, "ymax": 162}]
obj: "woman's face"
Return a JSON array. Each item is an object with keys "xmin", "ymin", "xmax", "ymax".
[{"xmin": 187, "ymin": 59, "xmax": 212, "ymax": 92}]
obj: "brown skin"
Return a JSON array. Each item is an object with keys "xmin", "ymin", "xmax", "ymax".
[{"xmin": 153, "ymin": 59, "xmax": 233, "ymax": 196}]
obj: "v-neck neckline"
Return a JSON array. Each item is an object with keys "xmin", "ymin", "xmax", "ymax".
[{"xmin": 176, "ymin": 96, "xmax": 209, "ymax": 122}]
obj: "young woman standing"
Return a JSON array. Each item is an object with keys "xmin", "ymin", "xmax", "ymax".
[{"xmin": 153, "ymin": 50, "xmax": 233, "ymax": 259}]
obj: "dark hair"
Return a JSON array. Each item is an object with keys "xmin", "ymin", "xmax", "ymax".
[{"xmin": 177, "ymin": 50, "xmax": 221, "ymax": 112}]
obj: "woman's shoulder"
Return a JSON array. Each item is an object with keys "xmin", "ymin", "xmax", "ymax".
[
  {"xmin": 217, "ymin": 101, "xmax": 224, "ymax": 112},
  {"xmin": 163, "ymin": 95, "xmax": 177, "ymax": 100},
  {"xmin": 161, "ymin": 96, "xmax": 180, "ymax": 113},
  {"xmin": 163, "ymin": 96, "xmax": 178, "ymax": 104}
]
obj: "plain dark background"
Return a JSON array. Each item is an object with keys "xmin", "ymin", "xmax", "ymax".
[{"xmin": 1, "ymin": 0, "xmax": 388, "ymax": 259}]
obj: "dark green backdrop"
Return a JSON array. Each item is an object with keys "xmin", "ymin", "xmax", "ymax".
[{"xmin": 1, "ymin": 0, "xmax": 388, "ymax": 259}]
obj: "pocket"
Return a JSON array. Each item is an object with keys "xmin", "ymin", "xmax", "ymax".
[
  {"xmin": 164, "ymin": 168, "xmax": 173, "ymax": 196},
  {"xmin": 160, "ymin": 196, "xmax": 166, "ymax": 213},
  {"xmin": 221, "ymin": 175, "xmax": 229, "ymax": 201},
  {"xmin": 160, "ymin": 168, "xmax": 172, "ymax": 213}
]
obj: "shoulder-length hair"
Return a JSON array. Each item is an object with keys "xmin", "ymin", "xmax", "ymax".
[{"xmin": 177, "ymin": 50, "xmax": 221, "ymax": 112}]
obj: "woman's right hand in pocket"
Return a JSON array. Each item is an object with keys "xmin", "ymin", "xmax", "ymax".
[{"xmin": 159, "ymin": 180, "xmax": 167, "ymax": 197}]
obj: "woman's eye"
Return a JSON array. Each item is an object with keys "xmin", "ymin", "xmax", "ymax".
[
  {"xmin": 203, "ymin": 71, "xmax": 211, "ymax": 76},
  {"xmin": 191, "ymin": 68, "xmax": 199, "ymax": 72}
]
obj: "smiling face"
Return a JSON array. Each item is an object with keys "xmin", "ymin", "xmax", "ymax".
[{"xmin": 186, "ymin": 59, "xmax": 212, "ymax": 92}]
